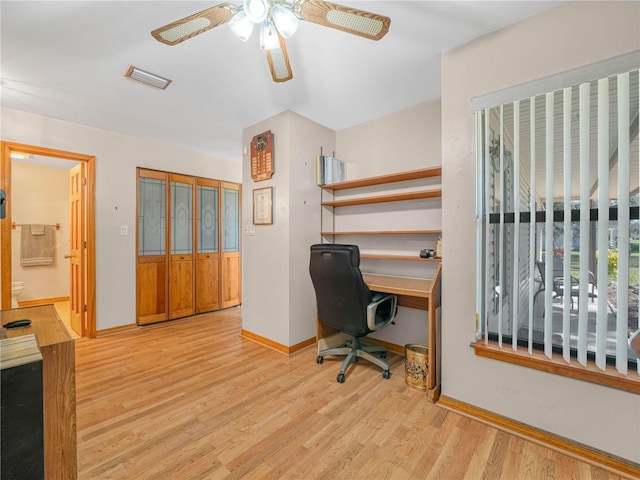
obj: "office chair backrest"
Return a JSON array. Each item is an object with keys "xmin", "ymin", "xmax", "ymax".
[{"xmin": 309, "ymin": 244, "xmax": 372, "ymax": 337}]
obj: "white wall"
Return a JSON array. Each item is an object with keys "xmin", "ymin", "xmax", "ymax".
[
  {"xmin": 242, "ymin": 111, "xmax": 335, "ymax": 347},
  {"xmin": 241, "ymin": 112, "xmax": 292, "ymax": 346},
  {"xmin": 11, "ymin": 162, "xmax": 72, "ymax": 302},
  {"xmin": 336, "ymin": 99, "xmax": 442, "ymax": 347},
  {"xmin": 288, "ymin": 112, "xmax": 337, "ymax": 345},
  {"xmin": 337, "ymin": 100, "xmax": 442, "ymax": 178},
  {"xmin": 441, "ymin": 1, "xmax": 640, "ymax": 462},
  {"xmin": 1, "ymin": 107, "xmax": 241, "ymax": 331}
]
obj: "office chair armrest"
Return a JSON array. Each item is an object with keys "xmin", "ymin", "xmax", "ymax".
[{"xmin": 366, "ymin": 294, "xmax": 398, "ymax": 331}]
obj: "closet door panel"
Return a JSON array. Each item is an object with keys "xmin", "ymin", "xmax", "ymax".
[
  {"xmin": 196, "ymin": 255, "xmax": 220, "ymax": 312},
  {"xmin": 169, "ymin": 257, "xmax": 193, "ymax": 319},
  {"xmin": 169, "ymin": 175, "xmax": 195, "ymax": 319},
  {"xmin": 221, "ymin": 182, "xmax": 241, "ymax": 308},
  {"xmin": 196, "ymin": 179, "xmax": 220, "ymax": 313},
  {"xmin": 136, "ymin": 170, "xmax": 168, "ymax": 325},
  {"xmin": 221, "ymin": 252, "xmax": 240, "ymax": 308},
  {"xmin": 137, "ymin": 259, "xmax": 167, "ymax": 324}
]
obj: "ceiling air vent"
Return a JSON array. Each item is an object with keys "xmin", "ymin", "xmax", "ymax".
[{"xmin": 124, "ymin": 66, "xmax": 172, "ymax": 90}]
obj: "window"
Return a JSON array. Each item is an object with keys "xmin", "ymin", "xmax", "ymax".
[{"xmin": 475, "ymin": 64, "xmax": 639, "ymax": 389}]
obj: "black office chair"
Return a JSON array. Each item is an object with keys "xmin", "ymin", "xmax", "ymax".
[{"xmin": 309, "ymin": 244, "xmax": 397, "ymax": 383}]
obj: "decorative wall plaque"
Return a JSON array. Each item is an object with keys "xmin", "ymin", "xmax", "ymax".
[{"xmin": 250, "ymin": 130, "xmax": 274, "ymax": 182}]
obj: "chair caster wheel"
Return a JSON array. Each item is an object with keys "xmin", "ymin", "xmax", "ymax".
[
  {"xmin": 316, "ymin": 356, "xmax": 324, "ymax": 364},
  {"xmin": 380, "ymin": 351, "xmax": 387, "ymax": 358},
  {"xmin": 382, "ymin": 370, "xmax": 391, "ymax": 379},
  {"xmin": 337, "ymin": 373, "xmax": 345, "ymax": 383}
]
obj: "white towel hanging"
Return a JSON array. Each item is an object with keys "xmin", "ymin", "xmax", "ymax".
[{"xmin": 30, "ymin": 224, "xmax": 45, "ymax": 235}]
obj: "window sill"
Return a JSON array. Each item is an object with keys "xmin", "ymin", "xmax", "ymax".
[{"xmin": 473, "ymin": 340, "xmax": 640, "ymax": 394}]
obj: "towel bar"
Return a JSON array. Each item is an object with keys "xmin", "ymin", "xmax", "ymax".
[{"xmin": 11, "ymin": 222, "xmax": 60, "ymax": 231}]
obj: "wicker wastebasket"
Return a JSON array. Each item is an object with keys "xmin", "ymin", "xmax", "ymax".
[{"xmin": 404, "ymin": 344, "xmax": 428, "ymax": 390}]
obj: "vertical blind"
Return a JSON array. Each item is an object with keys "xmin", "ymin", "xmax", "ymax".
[{"xmin": 476, "ymin": 68, "xmax": 639, "ymax": 376}]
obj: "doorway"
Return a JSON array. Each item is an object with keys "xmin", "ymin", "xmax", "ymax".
[{"xmin": 1, "ymin": 141, "xmax": 96, "ymax": 338}]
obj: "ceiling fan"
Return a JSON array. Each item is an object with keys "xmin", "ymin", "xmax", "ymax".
[{"xmin": 151, "ymin": 0, "xmax": 391, "ymax": 83}]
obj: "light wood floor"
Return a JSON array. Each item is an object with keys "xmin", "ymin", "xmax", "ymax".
[{"xmin": 75, "ymin": 308, "xmax": 627, "ymax": 479}]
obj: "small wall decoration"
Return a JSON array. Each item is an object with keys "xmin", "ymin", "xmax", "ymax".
[
  {"xmin": 250, "ymin": 130, "xmax": 274, "ymax": 182},
  {"xmin": 253, "ymin": 187, "xmax": 273, "ymax": 225}
]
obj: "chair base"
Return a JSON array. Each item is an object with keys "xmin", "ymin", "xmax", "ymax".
[{"xmin": 317, "ymin": 336, "xmax": 390, "ymax": 382}]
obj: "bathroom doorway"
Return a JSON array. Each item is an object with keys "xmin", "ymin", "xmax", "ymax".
[{"xmin": 1, "ymin": 142, "xmax": 96, "ymax": 338}]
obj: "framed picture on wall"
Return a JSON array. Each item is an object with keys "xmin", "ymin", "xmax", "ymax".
[{"xmin": 253, "ymin": 187, "xmax": 273, "ymax": 225}]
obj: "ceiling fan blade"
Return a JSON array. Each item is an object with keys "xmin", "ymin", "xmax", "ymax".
[
  {"xmin": 295, "ymin": 0, "xmax": 390, "ymax": 41},
  {"xmin": 267, "ymin": 35, "xmax": 293, "ymax": 83},
  {"xmin": 151, "ymin": 3, "xmax": 238, "ymax": 46}
]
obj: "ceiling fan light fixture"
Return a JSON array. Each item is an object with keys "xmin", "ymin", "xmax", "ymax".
[
  {"xmin": 158, "ymin": 17, "xmax": 211, "ymax": 43},
  {"xmin": 260, "ymin": 19, "xmax": 280, "ymax": 50},
  {"xmin": 267, "ymin": 36, "xmax": 293, "ymax": 82},
  {"xmin": 271, "ymin": 4, "xmax": 299, "ymax": 38},
  {"xmin": 326, "ymin": 10, "xmax": 384, "ymax": 37},
  {"xmin": 243, "ymin": 0, "xmax": 268, "ymax": 23},
  {"xmin": 229, "ymin": 9, "xmax": 254, "ymax": 41},
  {"xmin": 151, "ymin": 0, "xmax": 391, "ymax": 83}
]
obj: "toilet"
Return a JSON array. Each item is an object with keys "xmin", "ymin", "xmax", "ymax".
[{"xmin": 11, "ymin": 281, "xmax": 25, "ymax": 308}]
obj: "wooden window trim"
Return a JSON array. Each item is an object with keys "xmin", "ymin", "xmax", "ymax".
[{"xmin": 473, "ymin": 340, "xmax": 640, "ymax": 394}]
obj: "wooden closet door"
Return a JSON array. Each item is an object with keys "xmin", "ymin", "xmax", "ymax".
[
  {"xmin": 221, "ymin": 182, "xmax": 241, "ymax": 308},
  {"xmin": 169, "ymin": 174, "xmax": 195, "ymax": 319},
  {"xmin": 196, "ymin": 179, "xmax": 220, "ymax": 313},
  {"xmin": 136, "ymin": 169, "xmax": 169, "ymax": 325}
]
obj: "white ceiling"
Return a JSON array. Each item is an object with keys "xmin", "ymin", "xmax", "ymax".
[{"xmin": 1, "ymin": 0, "xmax": 562, "ymax": 162}]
